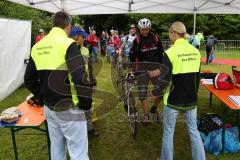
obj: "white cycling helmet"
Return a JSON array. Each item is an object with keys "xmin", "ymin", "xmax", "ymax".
[{"xmin": 138, "ymin": 18, "xmax": 151, "ymax": 29}]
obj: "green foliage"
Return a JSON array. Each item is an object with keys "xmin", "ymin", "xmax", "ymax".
[
  {"xmin": 129, "ymin": 14, "xmax": 240, "ymax": 39},
  {"xmin": 80, "ymin": 13, "xmax": 240, "ymax": 39},
  {"xmin": 78, "ymin": 14, "xmax": 130, "ymax": 35},
  {"xmin": 0, "ymin": 0, "xmax": 52, "ymax": 45}
]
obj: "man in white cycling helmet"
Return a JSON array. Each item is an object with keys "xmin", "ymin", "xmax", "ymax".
[{"xmin": 129, "ymin": 18, "xmax": 164, "ymax": 124}]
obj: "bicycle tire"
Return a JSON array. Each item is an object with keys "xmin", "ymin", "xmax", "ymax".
[{"xmin": 128, "ymin": 91, "xmax": 137, "ymax": 138}]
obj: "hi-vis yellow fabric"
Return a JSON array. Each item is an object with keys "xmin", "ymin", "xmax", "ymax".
[
  {"xmin": 165, "ymin": 38, "xmax": 200, "ymax": 74},
  {"xmin": 163, "ymin": 38, "xmax": 201, "ymax": 106},
  {"xmin": 81, "ymin": 45, "xmax": 89, "ymax": 57},
  {"xmin": 31, "ymin": 27, "xmax": 74, "ymax": 70},
  {"xmin": 31, "ymin": 27, "xmax": 80, "ymax": 106},
  {"xmin": 70, "ymin": 45, "xmax": 90, "ymax": 105}
]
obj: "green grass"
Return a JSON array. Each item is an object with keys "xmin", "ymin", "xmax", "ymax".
[
  {"xmin": 1, "ymin": 55, "xmax": 240, "ymax": 160},
  {"xmin": 200, "ymin": 48, "xmax": 240, "ymax": 56},
  {"xmin": 201, "ymin": 52, "xmax": 240, "ymax": 60}
]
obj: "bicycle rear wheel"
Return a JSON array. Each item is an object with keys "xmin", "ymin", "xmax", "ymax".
[{"xmin": 128, "ymin": 92, "xmax": 137, "ymax": 138}]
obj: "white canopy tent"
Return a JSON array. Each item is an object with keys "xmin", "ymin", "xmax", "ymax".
[
  {"xmin": 7, "ymin": 0, "xmax": 240, "ymax": 35},
  {"xmin": 6, "ymin": 0, "xmax": 240, "ymax": 15}
]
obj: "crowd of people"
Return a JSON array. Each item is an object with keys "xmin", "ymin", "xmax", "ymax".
[{"xmin": 25, "ymin": 11, "xmax": 222, "ymax": 160}]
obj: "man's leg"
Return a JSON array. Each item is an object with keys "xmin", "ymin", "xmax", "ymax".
[
  {"xmin": 206, "ymin": 46, "xmax": 211, "ymax": 64},
  {"xmin": 85, "ymin": 109, "xmax": 94, "ymax": 131},
  {"xmin": 55, "ymin": 108, "xmax": 89, "ymax": 160},
  {"xmin": 137, "ymin": 72, "xmax": 150, "ymax": 123},
  {"xmin": 100, "ymin": 45, "xmax": 103, "ymax": 56},
  {"xmin": 150, "ymin": 76, "xmax": 162, "ymax": 113},
  {"xmin": 184, "ymin": 108, "xmax": 206, "ymax": 160},
  {"xmin": 150, "ymin": 97, "xmax": 161, "ymax": 115},
  {"xmin": 85, "ymin": 109, "xmax": 99, "ymax": 137},
  {"xmin": 153, "ymin": 97, "xmax": 161, "ymax": 106},
  {"xmin": 93, "ymin": 47, "xmax": 98, "ymax": 62},
  {"xmin": 44, "ymin": 106, "xmax": 67, "ymax": 160},
  {"xmin": 101, "ymin": 45, "xmax": 106, "ymax": 56},
  {"xmin": 141, "ymin": 100, "xmax": 148, "ymax": 114},
  {"xmin": 137, "ymin": 73, "xmax": 149, "ymax": 113},
  {"xmin": 161, "ymin": 106, "xmax": 179, "ymax": 160}
]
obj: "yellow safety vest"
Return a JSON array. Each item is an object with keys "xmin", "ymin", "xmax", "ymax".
[
  {"xmin": 70, "ymin": 45, "xmax": 90, "ymax": 105},
  {"xmin": 163, "ymin": 38, "xmax": 201, "ymax": 107},
  {"xmin": 81, "ymin": 45, "xmax": 90, "ymax": 57},
  {"xmin": 31, "ymin": 27, "xmax": 80, "ymax": 105}
]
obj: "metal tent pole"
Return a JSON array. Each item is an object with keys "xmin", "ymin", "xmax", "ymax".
[{"xmin": 193, "ymin": 0, "xmax": 197, "ymax": 36}]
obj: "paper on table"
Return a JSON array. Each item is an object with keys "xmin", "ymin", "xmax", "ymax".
[
  {"xmin": 201, "ymin": 79, "xmax": 213, "ymax": 85},
  {"xmin": 228, "ymin": 95, "xmax": 240, "ymax": 107}
]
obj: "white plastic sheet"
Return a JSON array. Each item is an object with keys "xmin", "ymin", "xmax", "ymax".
[{"xmin": 0, "ymin": 18, "xmax": 31, "ymax": 101}]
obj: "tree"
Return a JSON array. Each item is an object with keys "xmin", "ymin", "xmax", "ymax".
[{"xmin": 0, "ymin": 0, "xmax": 52, "ymax": 45}]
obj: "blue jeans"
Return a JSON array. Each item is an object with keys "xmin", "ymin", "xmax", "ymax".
[
  {"xmin": 161, "ymin": 106, "xmax": 205, "ymax": 160},
  {"xmin": 44, "ymin": 106, "xmax": 89, "ymax": 160},
  {"xmin": 91, "ymin": 46, "xmax": 98, "ymax": 61}
]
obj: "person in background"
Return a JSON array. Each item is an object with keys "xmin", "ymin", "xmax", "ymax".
[
  {"xmin": 100, "ymin": 31, "xmax": 107, "ymax": 56},
  {"xmin": 69, "ymin": 27, "xmax": 99, "ymax": 137},
  {"xmin": 120, "ymin": 32, "xmax": 125, "ymax": 43},
  {"xmin": 194, "ymin": 31, "xmax": 204, "ymax": 49},
  {"xmin": 118, "ymin": 24, "xmax": 137, "ymax": 58},
  {"xmin": 109, "ymin": 29, "xmax": 120, "ymax": 51},
  {"xmin": 35, "ymin": 29, "xmax": 45, "ymax": 44},
  {"xmin": 206, "ymin": 34, "xmax": 218, "ymax": 64},
  {"xmin": 105, "ymin": 32, "xmax": 110, "ymax": 44},
  {"xmin": 25, "ymin": 11, "xmax": 89, "ymax": 160},
  {"xmin": 88, "ymin": 30, "xmax": 99, "ymax": 62}
]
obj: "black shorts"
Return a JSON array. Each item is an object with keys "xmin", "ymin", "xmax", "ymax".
[{"xmin": 136, "ymin": 71, "xmax": 163, "ymax": 101}]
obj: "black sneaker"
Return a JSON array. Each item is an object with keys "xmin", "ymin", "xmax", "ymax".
[
  {"xmin": 150, "ymin": 105, "xmax": 158, "ymax": 113},
  {"xmin": 88, "ymin": 128, "xmax": 99, "ymax": 138}
]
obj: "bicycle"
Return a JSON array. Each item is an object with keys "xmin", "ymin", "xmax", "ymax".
[
  {"xmin": 118, "ymin": 65, "xmax": 138, "ymax": 138},
  {"xmin": 115, "ymin": 55, "xmax": 127, "ymax": 89}
]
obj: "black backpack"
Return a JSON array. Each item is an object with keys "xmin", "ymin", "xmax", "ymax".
[{"xmin": 198, "ymin": 113, "xmax": 223, "ymax": 133}]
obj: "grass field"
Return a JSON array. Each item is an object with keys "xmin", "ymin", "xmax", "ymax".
[
  {"xmin": 1, "ymin": 55, "xmax": 240, "ymax": 160},
  {"xmin": 200, "ymin": 52, "xmax": 240, "ymax": 60},
  {"xmin": 200, "ymin": 50, "xmax": 240, "ymax": 55}
]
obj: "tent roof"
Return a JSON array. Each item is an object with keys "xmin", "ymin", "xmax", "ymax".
[{"xmin": 7, "ymin": 0, "xmax": 240, "ymax": 15}]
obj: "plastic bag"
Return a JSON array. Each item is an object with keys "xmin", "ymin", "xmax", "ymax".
[
  {"xmin": 209, "ymin": 51, "xmax": 214, "ymax": 63},
  {"xmin": 0, "ymin": 107, "xmax": 22, "ymax": 123},
  {"xmin": 200, "ymin": 127, "xmax": 240, "ymax": 155}
]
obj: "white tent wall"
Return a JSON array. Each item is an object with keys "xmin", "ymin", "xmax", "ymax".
[{"xmin": 0, "ymin": 18, "xmax": 31, "ymax": 101}]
